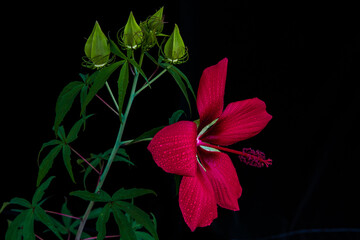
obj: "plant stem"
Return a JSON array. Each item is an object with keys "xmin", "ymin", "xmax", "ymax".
[
  {"xmin": 45, "ymin": 210, "xmax": 81, "ymax": 220},
  {"xmin": 135, "ymin": 68, "xmax": 168, "ymax": 96},
  {"xmin": 105, "ymin": 81, "xmax": 119, "ymax": 110},
  {"xmin": 69, "ymin": 145, "xmax": 100, "ymax": 175},
  {"xmin": 75, "ymin": 57, "xmax": 142, "ymax": 240},
  {"xmin": 95, "ymin": 94, "xmax": 119, "ymax": 116}
]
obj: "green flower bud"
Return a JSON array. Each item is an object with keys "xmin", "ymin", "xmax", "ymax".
[
  {"xmin": 147, "ymin": 7, "xmax": 164, "ymax": 34},
  {"xmin": 84, "ymin": 21, "xmax": 110, "ymax": 68},
  {"xmin": 122, "ymin": 12, "xmax": 143, "ymax": 49},
  {"xmin": 164, "ymin": 24, "xmax": 188, "ymax": 64}
]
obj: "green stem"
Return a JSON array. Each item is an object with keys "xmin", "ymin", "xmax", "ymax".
[
  {"xmin": 105, "ymin": 81, "xmax": 119, "ymax": 110},
  {"xmin": 75, "ymin": 58, "xmax": 142, "ymax": 240},
  {"xmin": 135, "ymin": 68, "xmax": 168, "ymax": 96}
]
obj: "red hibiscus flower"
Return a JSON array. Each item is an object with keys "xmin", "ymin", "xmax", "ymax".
[{"xmin": 148, "ymin": 58, "xmax": 272, "ymax": 231}]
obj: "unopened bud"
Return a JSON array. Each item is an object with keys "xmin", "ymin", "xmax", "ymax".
[
  {"xmin": 164, "ymin": 24, "xmax": 187, "ymax": 64},
  {"xmin": 122, "ymin": 12, "xmax": 143, "ymax": 49},
  {"xmin": 84, "ymin": 21, "xmax": 110, "ymax": 68},
  {"xmin": 147, "ymin": 7, "xmax": 164, "ymax": 34}
]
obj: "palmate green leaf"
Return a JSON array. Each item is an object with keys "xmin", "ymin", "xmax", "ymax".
[
  {"xmin": 167, "ymin": 67, "xmax": 192, "ymax": 114},
  {"xmin": 115, "ymin": 201, "xmax": 159, "ymax": 240},
  {"xmin": 81, "ymin": 61, "xmax": 123, "ymax": 115},
  {"xmin": 32, "ymin": 176, "xmax": 55, "ymax": 205},
  {"xmin": 118, "ymin": 61, "xmax": 129, "ymax": 122},
  {"xmin": 54, "ymin": 81, "xmax": 84, "ymax": 135},
  {"xmin": 109, "ymin": 38, "xmax": 127, "ymax": 59},
  {"xmin": 37, "ymin": 145, "xmax": 62, "ymax": 186},
  {"xmin": 61, "ymin": 199, "xmax": 72, "ymax": 229},
  {"xmin": 37, "ymin": 139, "xmax": 62, "ymax": 164},
  {"xmin": 112, "ymin": 188, "xmax": 156, "ymax": 201},
  {"xmin": 167, "ymin": 64, "xmax": 196, "ymax": 101},
  {"xmin": 128, "ymin": 58, "xmax": 148, "ymax": 83},
  {"xmin": 136, "ymin": 231, "xmax": 155, "ymax": 240},
  {"xmin": 112, "ymin": 204, "xmax": 137, "ymax": 240},
  {"xmin": 34, "ymin": 206, "xmax": 64, "ymax": 240},
  {"xmin": 96, "ymin": 203, "xmax": 111, "ymax": 240},
  {"xmin": 70, "ymin": 190, "xmax": 111, "ymax": 202}
]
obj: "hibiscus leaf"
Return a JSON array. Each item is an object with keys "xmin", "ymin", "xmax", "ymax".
[
  {"xmin": 34, "ymin": 206, "xmax": 64, "ymax": 240},
  {"xmin": 37, "ymin": 139, "xmax": 62, "ymax": 164},
  {"xmin": 128, "ymin": 58, "xmax": 148, "ymax": 83},
  {"xmin": 37, "ymin": 145, "xmax": 62, "ymax": 186},
  {"xmin": 62, "ymin": 145, "xmax": 75, "ymax": 183},
  {"xmin": 112, "ymin": 188, "xmax": 156, "ymax": 201},
  {"xmin": 118, "ymin": 61, "xmax": 129, "ymax": 122},
  {"xmin": 167, "ymin": 64, "xmax": 196, "ymax": 101},
  {"xmin": 169, "ymin": 109, "xmax": 185, "ymax": 124},
  {"xmin": 109, "ymin": 38, "xmax": 127, "ymax": 60},
  {"xmin": 166, "ymin": 67, "xmax": 192, "ymax": 115},
  {"xmin": 70, "ymin": 190, "xmax": 111, "ymax": 202},
  {"xmin": 81, "ymin": 61, "xmax": 123, "ymax": 115},
  {"xmin": 61, "ymin": 199, "xmax": 72, "ymax": 229},
  {"xmin": 95, "ymin": 203, "xmax": 111, "ymax": 240},
  {"xmin": 135, "ymin": 231, "xmax": 154, "ymax": 240},
  {"xmin": 54, "ymin": 81, "xmax": 84, "ymax": 135},
  {"xmin": 112, "ymin": 204, "xmax": 137, "ymax": 240},
  {"xmin": 115, "ymin": 201, "xmax": 158, "ymax": 240},
  {"xmin": 131, "ymin": 126, "xmax": 164, "ymax": 144},
  {"xmin": 32, "ymin": 176, "xmax": 55, "ymax": 205}
]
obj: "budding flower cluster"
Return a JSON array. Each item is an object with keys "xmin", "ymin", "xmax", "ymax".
[{"xmin": 83, "ymin": 7, "xmax": 188, "ymax": 68}]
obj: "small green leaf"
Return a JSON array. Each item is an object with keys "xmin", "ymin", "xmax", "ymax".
[
  {"xmin": 82, "ymin": 61, "xmax": 123, "ymax": 115},
  {"xmin": 70, "ymin": 190, "xmax": 111, "ymax": 202},
  {"xmin": 37, "ymin": 145, "xmax": 62, "ymax": 186},
  {"xmin": 169, "ymin": 110, "xmax": 185, "ymax": 125},
  {"xmin": 34, "ymin": 206, "xmax": 64, "ymax": 240},
  {"xmin": 167, "ymin": 64, "xmax": 196, "ymax": 100},
  {"xmin": 118, "ymin": 61, "xmax": 129, "ymax": 121},
  {"xmin": 37, "ymin": 139, "xmax": 62, "ymax": 164},
  {"xmin": 131, "ymin": 126, "xmax": 164, "ymax": 144},
  {"xmin": 0, "ymin": 202, "xmax": 10, "ymax": 214},
  {"xmin": 62, "ymin": 145, "xmax": 75, "ymax": 183},
  {"xmin": 135, "ymin": 231, "xmax": 155, "ymax": 240},
  {"xmin": 32, "ymin": 176, "xmax": 55, "ymax": 205},
  {"xmin": 112, "ymin": 204, "xmax": 137, "ymax": 240},
  {"xmin": 128, "ymin": 58, "xmax": 148, "ymax": 82},
  {"xmin": 61, "ymin": 199, "xmax": 72, "ymax": 229},
  {"xmin": 112, "ymin": 188, "xmax": 156, "ymax": 201},
  {"xmin": 54, "ymin": 81, "xmax": 84, "ymax": 134},
  {"xmin": 115, "ymin": 201, "xmax": 158, "ymax": 240},
  {"xmin": 96, "ymin": 203, "xmax": 111, "ymax": 240},
  {"xmin": 66, "ymin": 114, "xmax": 94, "ymax": 143},
  {"xmin": 9, "ymin": 198, "xmax": 32, "ymax": 208}
]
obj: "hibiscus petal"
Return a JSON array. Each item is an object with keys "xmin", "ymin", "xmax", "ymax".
[
  {"xmin": 197, "ymin": 58, "xmax": 228, "ymax": 131},
  {"xmin": 179, "ymin": 166, "xmax": 218, "ymax": 231},
  {"xmin": 147, "ymin": 121, "xmax": 198, "ymax": 176},
  {"xmin": 199, "ymin": 149, "xmax": 242, "ymax": 211},
  {"xmin": 202, "ymin": 98, "xmax": 272, "ymax": 146}
]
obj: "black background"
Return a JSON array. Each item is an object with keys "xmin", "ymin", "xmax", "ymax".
[{"xmin": 1, "ymin": 0, "xmax": 360, "ymax": 239}]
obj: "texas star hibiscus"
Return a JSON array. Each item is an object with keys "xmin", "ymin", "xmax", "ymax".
[{"xmin": 148, "ymin": 58, "xmax": 272, "ymax": 231}]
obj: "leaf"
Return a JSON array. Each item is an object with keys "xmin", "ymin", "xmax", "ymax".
[
  {"xmin": 118, "ymin": 61, "xmax": 129, "ymax": 121},
  {"xmin": 82, "ymin": 61, "xmax": 123, "ymax": 115},
  {"xmin": 112, "ymin": 188, "xmax": 157, "ymax": 201},
  {"xmin": 34, "ymin": 206, "xmax": 64, "ymax": 240},
  {"xmin": 22, "ymin": 209, "xmax": 35, "ymax": 240},
  {"xmin": 167, "ymin": 67, "xmax": 192, "ymax": 115},
  {"xmin": 5, "ymin": 209, "xmax": 28, "ymax": 240},
  {"xmin": 61, "ymin": 199, "xmax": 72, "ymax": 229},
  {"xmin": 32, "ymin": 176, "xmax": 55, "ymax": 205},
  {"xmin": 62, "ymin": 145, "xmax": 75, "ymax": 183},
  {"xmin": 70, "ymin": 190, "xmax": 111, "ymax": 202},
  {"xmin": 109, "ymin": 38, "xmax": 127, "ymax": 59},
  {"xmin": 37, "ymin": 139, "xmax": 62, "ymax": 164},
  {"xmin": 131, "ymin": 126, "xmax": 164, "ymax": 144},
  {"xmin": 112, "ymin": 204, "xmax": 137, "ymax": 240},
  {"xmin": 66, "ymin": 114, "xmax": 94, "ymax": 143},
  {"xmin": 128, "ymin": 58, "xmax": 148, "ymax": 82},
  {"xmin": 115, "ymin": 201, "xmax": 158, "ymax": 240},
  {"xmin": 169, "ymin": 109, "xmax": 185, "ymax": 124},
  {"xmin": 168, "ymin": 64, "xmax": 196, "ymax": 101},
  {"xmin": 9, "ymin": 198, "xmax": 32, "ymax": 208},
  {"xmin": 136, "ymin": 231, "xmax": 155, "ymax": 240},
  {"xmin": 54, "ymin": 81, "xmax": 84, "ymax": 134},
  {"xmin": 0, "ymin": 202, "xmax": 10, "ymax": 214},
  {"xmin": 37, "ymin": 145, "xmax": 62, "ymax": 186},
  {"xmin": 96, "ymin": 203, "xmax": 111, "ymax": 240}
]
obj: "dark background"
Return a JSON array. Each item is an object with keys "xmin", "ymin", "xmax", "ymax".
[{"xmin": 1, "ymin": 0, "xmax": 359, "ymax": 239}]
